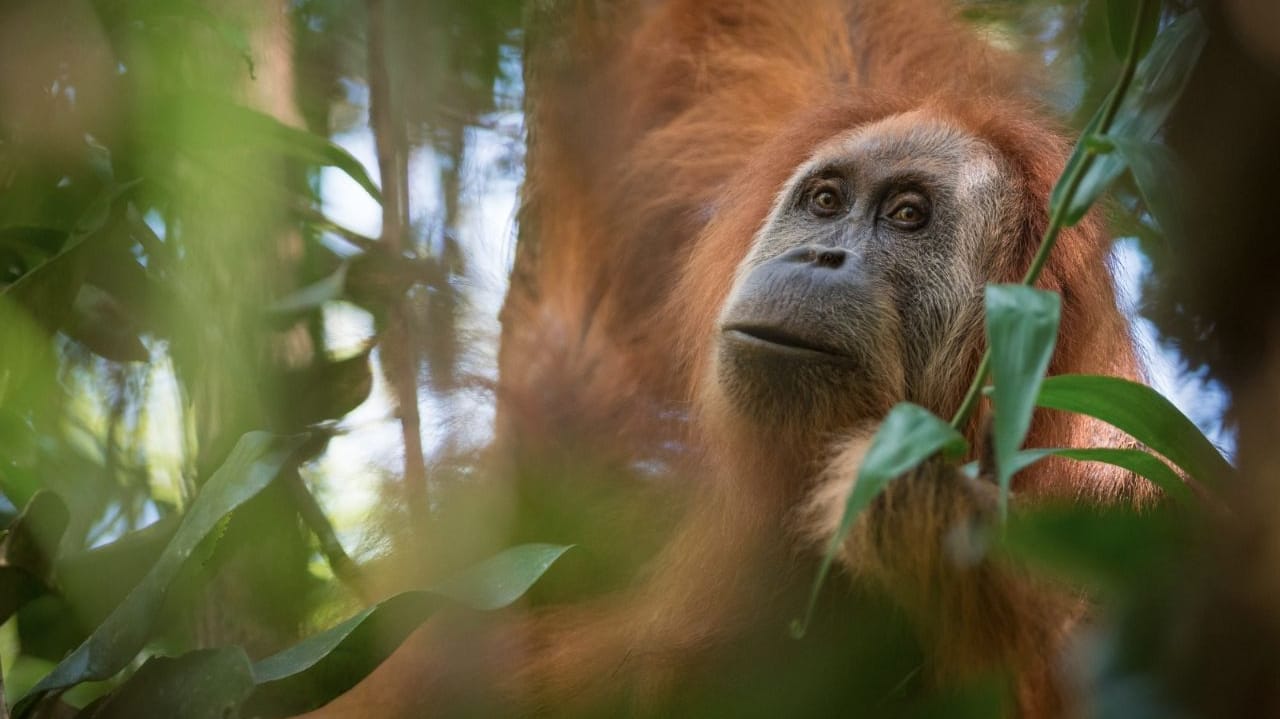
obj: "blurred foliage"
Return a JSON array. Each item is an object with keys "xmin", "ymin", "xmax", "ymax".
[
  {"xmin": 0, "ymin": 0, "xmax": 528, "ymax": 713},
  {"xmin": 0, "ymin": 0, "xmax": 1235, "ymax": 717}
]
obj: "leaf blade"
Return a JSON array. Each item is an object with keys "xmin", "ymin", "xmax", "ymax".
[
  {"xmin": 246, "ymin": 544, "xmax": 572, "ymax": 715},
  {"xmin": 1007, "ymin": 447, "xmax": 1194, "ymax": 505},
  {"xmin": 794, "ymin": 404, "xmax": 965, "ymax": 637},
  {"xmin": 1036, "ymin": 374, "xmax": 1231, "ymax": 487},
  {"xmin": 13, "ymin": 432, "xmax": 304, "ymax": 718},
  {"xmin": 985, "ymin": 285, "xmax": 1061, "ymax": 520}
]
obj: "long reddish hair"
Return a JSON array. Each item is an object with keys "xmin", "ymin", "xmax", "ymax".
[{"xmin": 300, "ymin": 2, "xmax": 1151, "ymax": 717}]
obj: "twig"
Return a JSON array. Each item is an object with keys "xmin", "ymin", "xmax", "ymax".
[
  {"xmin": 367, "ymin": 0, "xmax": 431, "ymax": 525},
  {"xmin": 950, "ymin": 0, "xmax": 1152, "ymax": 430},
  {"xmin": 284, "ymin": 467, "xmax": 369, "ymax": 598},
  {"xmin": 290, "ymin": 200, "xmax": 380, "ymax": 252}
]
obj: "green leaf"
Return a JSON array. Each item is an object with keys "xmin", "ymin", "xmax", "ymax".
[
  {"xmin": 13, "ymin": 432, "xmax": 304, "ymax": 718},
  {"xmin": 1055, "ymin": 11, "xmax": 1207, "ymax": 225},
  {"xmin": 170, "ymin": 95, "xmax": 382, "ymax": 202},
  {"xmin": 2, "ymin": 181, "xmax": 140, "ymax": 332},
  {"xmin": 1000, "ymin": 505, "xmax": 1181, "ymax": 594},
  {"xmin": 0, "ymin": 492, "xmax": 67, "ymax": 576},
  {"xmin": 0, "ymin": 227, "xmax": 68, "ymax": 282},
  {"xmin": 1076, "ymin": 0, "xmax": 1121, "ymax": 123},
  {"xmin": 837, "ymin": 405, "xmax": 968, "ymax": 540},
  {"xmin": 253, "ymin": 544, "xmax": 570, "ymax": 683},
  {"xmin": 274, "ymin": 349, "xmax": 374, "ymax": 428},
  {"xmin": 794, "ymin": 404, "xmax": 966, "ymax": 638},
  {"xmin": 92, "ymin": 0, "xmax": 256, "ymax": 77},
  {"xmin": 1037, "ymin": 375, "xmax": 1231, "ymax": 487},
  {"xmin": 73, "ymin": 179, "xmax": 142, "ymax": 237},
  {"xmin": 0, "ymin": 491, "xmax": 69, "ymax": 623},
  {"xmin": 0, "ymin": 298, "xmax": 60, "ymax": 450},
  {"xmin": 1108, "ymin": 0, "xmax": 1161, "ymax": 62},
  {"xmin": 985, "ymin": 285, "xmax": 1061, "ymax": 520},
  {"xmin": 82, "ymin": 648, "xmax": 256, "ymax": 719},
  {"xmin": 1113, "ymin": 12, "xmax": 1207, "ymax": 137},
  {"xmin": 906, "ymin": 675, "xmax": 1010, "ymax": 719},
  {"xmin": 57, "ymin": 516, "xmax": 179, "ymax": 629},
  {"xmin": 245, "ymin": 544, "xmax": 572, "ymax": 715},
  {"xmin": 428, "ymin": 542, "xmax": 574, "ymax": 611},
  {"xmin": 1051, "ymin": 108, "xmax": 1105, "ymax": 225},
  {"xmin": 65, "ymin": 284, "xmax": 150, "ymax": 363},
  {"xmin": 1005, "ymin": 447, "xmax": 1194, "ymax": 506},
  {"xmin": 1109, "ymin": 137, "xmax": 1189, "ymax": 239},
  {"xmin": 176, "ymin": 1, "xmax": 257, "ymax": 77}
]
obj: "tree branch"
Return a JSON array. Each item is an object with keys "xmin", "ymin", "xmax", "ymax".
[{"xmin": 367, "ymin": 0, "xmax": 431, "ymax": 525}]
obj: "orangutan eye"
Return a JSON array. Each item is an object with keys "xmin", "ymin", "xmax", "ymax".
[
  {"xmin": 883, "ymin": 192, "xmax": 931, "ymax": 230},
  {"xmin": 806, "ymin": 182, "xmax": 846, "ymax": 217},
  {"xmin": 891, "ymin": 205, "xmax": 921, "ymax": 223}
]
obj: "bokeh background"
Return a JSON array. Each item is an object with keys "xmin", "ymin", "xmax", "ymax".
[{"xmin": 0, "ymin": 1, "xmax": 1253, "ymax": 716}]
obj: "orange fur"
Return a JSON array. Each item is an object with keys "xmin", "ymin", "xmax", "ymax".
[{"xmin": 298, "ymin": 2, "xmax": 1154, "ymax": 717}]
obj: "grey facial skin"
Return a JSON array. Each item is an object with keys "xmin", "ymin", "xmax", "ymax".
[{"xmin": 716, "ymin": 111, "xmax": 1013, "ymax": 429}]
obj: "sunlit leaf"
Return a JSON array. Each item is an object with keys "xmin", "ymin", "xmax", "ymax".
[
  {"xmin": 428, "ymin": 542, "xmax": 574, "ymax": 612},
  {"xmin": 794, "ymin": 404, "xmax": 966, "ymax": 638},
  {"xmin": 0, "ymin": 299, "xmax": 59, "ymax": 471},
  {"xmin": 13, "ymin": 432, "xmax": 304, "ymax": 718},
  {"xmin": 985, "ymin": 285, "xmax": 1061, "ymax": 520},
  {"xmin": 1037, "ymin": 375, "xmax": 1231, "ymax": 487}
]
